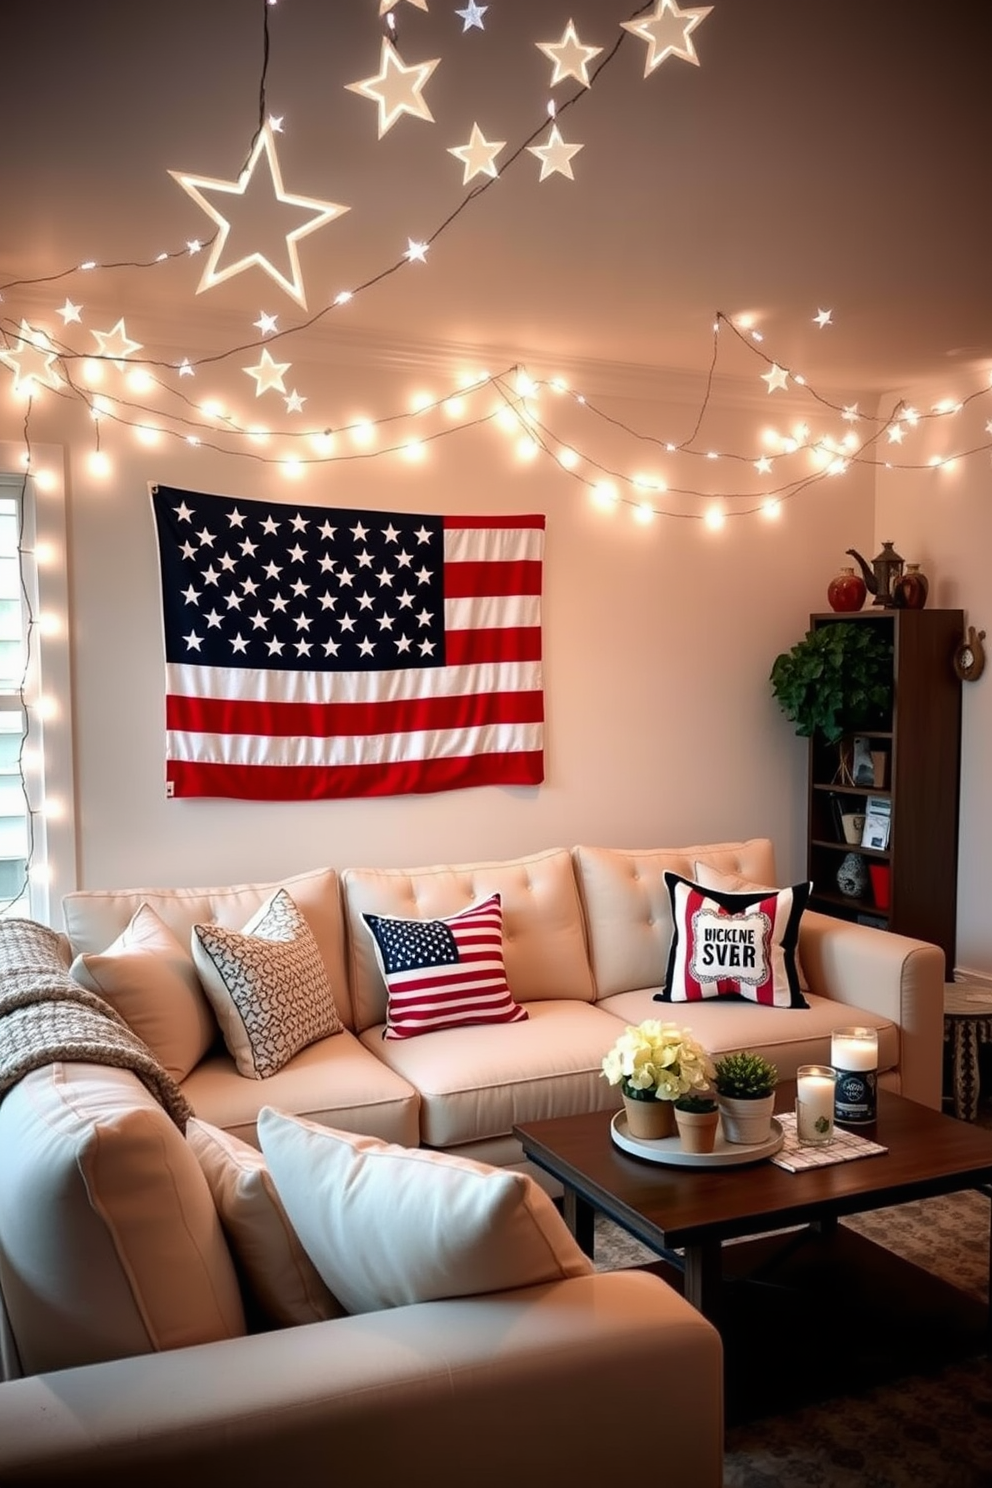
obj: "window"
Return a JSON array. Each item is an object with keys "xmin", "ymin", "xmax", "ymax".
[{"xmin": 0, "ymin": 450, "xmax": 75, "ymax": 925}]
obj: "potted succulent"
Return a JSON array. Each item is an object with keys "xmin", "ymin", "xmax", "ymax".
[
  {"xmin": 712, "ymin": 1050, "xmax": 779, "ymax": 1145},
  {"xmin": 769, "ymin": 621, "xmax": 893, "ymax": 745},
  {"xmin": 601, "ymin": 1020, "xmax": 715, "ymax": 1142},
  {"xmin": 673, "ymin": 1092, "xmax": 720, "ymax": 1154}
]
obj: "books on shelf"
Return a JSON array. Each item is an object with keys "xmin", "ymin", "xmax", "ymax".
[{"xmin": 861, "ymin": 795, "xmax": 891, "ymax": 851}]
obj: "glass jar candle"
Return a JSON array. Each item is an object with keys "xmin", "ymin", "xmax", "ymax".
[{"xmin": 830, "ymin": 1027, "xmax": 878, "ymax": 1125}]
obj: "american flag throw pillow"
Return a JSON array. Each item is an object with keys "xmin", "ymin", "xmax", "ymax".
[{"xmin": 362, "ymin": 893, "xmax": 528, "ymax": 1040}]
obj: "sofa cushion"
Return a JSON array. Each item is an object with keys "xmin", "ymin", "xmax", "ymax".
[
  {"xmin": 656, "ymin": 871, "xmax": 810, "ymax": 1009},
  {"xmin": 693, "ymin": 860, "xmax": 811, "ymax": 993},
  {"xmin": 362, "ymin": 893, "xmax": 528, "ymax": 1040},
  {"xmin": 69, "ymin": 902, "xmax": 216, "ymax": 1082},
  {"xmin": 62, "ymin": 865, "xmax": 354, "ymax": 1029},
  {"xmin": 342, "ymin": 849, "xmax": 595, "ymax": 1034},
  {"xmin": 256, "ymin": 1108, "xmax": 594, "ymax": 1315},
  {"xmin": 0, "ymin": 1063, "xmax": 245, "ymax": 1377},
  {"xmin": 573, "ymin": 839, "xmax": 779, "ymax": 1000},
  {"xmin": 358, "ymin": 1000, "xmax": 625, "ymax": 1148},
  {"xmin": 186, "ymin": 1118, "xmax": 345, "ymax": 1328},
  {"xmin": 192, "ymin": 889, "xmax": 344, "ymax": 1079}
]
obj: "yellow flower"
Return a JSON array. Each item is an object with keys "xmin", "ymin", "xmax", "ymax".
[{"xmin": 601, "ymin": 1020, "xmax": 715, "ymax": 1101}]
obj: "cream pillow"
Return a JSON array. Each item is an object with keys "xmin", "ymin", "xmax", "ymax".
[
  {"xmin": 192, "ymin": 889, "xmax": 344, "ymax": 1079},
  {"xmin": 693, "ymin": 860, "xmax": 810, "ymax": 993},
  {"xmin": 257, "ymin": 1108, "xmax": 593, "ymax": 1315},
  {"xmin": 70, "ymin": 902, "xmax": 216, "ymax": 1082},
  {"xmin": 186, "ymin": 1118, "xmax": 344, "ymax": 1328}
]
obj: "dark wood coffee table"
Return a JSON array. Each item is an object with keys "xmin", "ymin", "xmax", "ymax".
[{"xmin": 515, "ymin": 1086, "xmax": 992, "ymax": 1329}]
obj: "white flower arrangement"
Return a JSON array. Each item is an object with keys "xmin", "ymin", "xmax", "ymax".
[{"xmin": 601, "ymin": 1019, "xmax": 715, "ymax": 1103}]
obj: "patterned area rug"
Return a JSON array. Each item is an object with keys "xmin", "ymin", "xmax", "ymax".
[{"xmin": 594, "ymin": 1111, "xmax": 992, "ymax": 1488}]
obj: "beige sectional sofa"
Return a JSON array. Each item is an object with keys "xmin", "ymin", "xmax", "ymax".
[{"xmin": 0, "ymin": 836, "xmax": 945, "ymax": 1485}]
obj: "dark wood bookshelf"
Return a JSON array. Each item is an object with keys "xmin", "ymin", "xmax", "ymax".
[{"xmin": 805, "ymin": 609, "xmax": 962, "ymax": 975}]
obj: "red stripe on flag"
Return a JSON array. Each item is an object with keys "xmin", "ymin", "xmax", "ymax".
[
  {"xmin": 167, "ymin": 688, "xmax": 544, "ymax": 739},
  {"xmin": 167, "ymin": 750, "xmax": 545, "ymax": 799},
  {"xmin": 443, "ymin": 514, "xmax": 546, "ymax": 530},
  {"xmin": 444, "ymin": 560, "xmax": 543, "ymax": 597},
  {"xmin": 445, "ymin": 627, "xmax": 542, "ymax": 665}
]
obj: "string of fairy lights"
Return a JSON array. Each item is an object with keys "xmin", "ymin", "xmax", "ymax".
[{"xmin": 3, "ymin": 0, "xmax": 991, "ymax": 530}]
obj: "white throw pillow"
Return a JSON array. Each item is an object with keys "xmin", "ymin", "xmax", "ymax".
[
  {"xmin": 70, "ymin": 902, "xmax": 216, "ymax": 1082},
  {"xmin": 257, "ymin": 1108, "xmax": 593, "ymax": 1315},
  {"xmin": 192, "ymin": 888, "xmax": 344, "ymax": 1079},
  {"xmin": 186, "ymin": 1118, "xmax": 344, "ymax": 1328}
]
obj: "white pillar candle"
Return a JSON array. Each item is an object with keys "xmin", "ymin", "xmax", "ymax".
[
  {"xmin": 831, "ymin": 1028, "xmax": 878, "ymax": 1072},
  {"xmin": 796, "ymin": 1064, "xmax": 837, "ymax": 1145}
]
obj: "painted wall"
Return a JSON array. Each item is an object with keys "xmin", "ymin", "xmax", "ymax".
[
  {"xmin": 1, "ymin": 339, "xmax": 875, "ymax": 922},
  {"xmin": 875, "ymin": 370, "xmax": 992, "ymax": 979}
]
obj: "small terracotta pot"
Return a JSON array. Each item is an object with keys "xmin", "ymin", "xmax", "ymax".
[
  {"xmin": 718, "ymin": 1093, "xmax": 775, "ymax": 1145},
  {"xmin": 622, "ymin": 1092, "xmax": 676, "ymax": 1141},
  {"xmin": 674, "ymin": 1106, "xmax": 720, "ymax": 1154}
]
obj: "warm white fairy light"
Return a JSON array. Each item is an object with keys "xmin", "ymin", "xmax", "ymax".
[
  {"xmin": 281, "ymin": 456, "xmax": 304, "ymax": 478},
  {"xmin": 592, "ymin": 481, "xmax": 619, "ymax": 508},
  {"xmin": 410, "ymin": 391, "xmax": 434, "ymax": 413},
  {"xmin": 126, "ymin": 368, "xmax": 155, "ymax": 394},
  {"xmin": 135, "ymin": 424, "xmax": 161, "ymax": 446},
  {"xmin": 633, "ymin": 502, "xmax": 655, "ymax": 525},
  {"xmin": 32, "ymin": 470, "xmax": 57, "ymax": 492},
  {"xmin": 309, "ymin": 430, "xmax": 334, "ymax": 455},
  {"xmin": 558, "ymin": 446, "xmax": 579, "ymax": 469},
  {"xmin": 88, "ymin": 450, "xmax": 110, "ymax": 477},
  {"xmin": 248, "ymin": 426, "xmax": 271, "ymax": 444},
  {"xmin": 494, "ymin": 406, "xmax": 518, "ymax": 433},
  {"xmin": 761, "ymin": 498, "xmax": 781, "ymax": 520},
  {"xmin": 351, "ymin": 419, "xmax": 376, "ymax": 447},
  {"xmin": 442, "ymin": 396, "xmax": 466, "ymax": 418},
  {"xmin": 81, "ymin": 359, "xmax": 104, "ymax": 385},
  {"xmin": 515, "ymin": 435, "xmax": 539, "ymax": 460},
  {"xmin": 703, "ymin": 505, "xmax": 725, "ymax": 531}
]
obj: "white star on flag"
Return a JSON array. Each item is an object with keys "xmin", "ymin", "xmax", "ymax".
[
  {"xmin": 346, "ymin": 38, "xmax": 440, "ymax": 138},
  {"xmin": 170, "ymin": 122, "xmax": 350, "ymax": 308},
  {"xmin": 244, "ymin": 348, "xmax": 291, "ymax": 396},
  {"xmin": 761, "ymin": 363, "xmax": 789, "ymax": 393},
  {"xmin": 621, "ymin": 0, "xmax": 713, "ymax": 76},
  {"xmin": 448, "ymin": 123, "xmax": 506, "ymax": 182},
  {"xmin": 536, "ymin": 20, "xmax": 603, "ymax": 87},
  {"xmin": 527, "ymin": 124, "xmax": 583, "ymax": 181}
]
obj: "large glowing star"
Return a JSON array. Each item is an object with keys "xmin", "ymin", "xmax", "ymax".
[
  {"xmin": 346, "ymin": 38, "xmax": 440, "ymax": 137},
  {"xmin": 527, "ymin": 124, "xmax": 583, "ymax": 181},
  {"xmin": 244, "ymin": 349, "xmax": 291, "ymax": 396},
  {"xmin": 170, "ymin": 123, "xmax": 350, "ymax": 308},
  {"xmin": 621, "ymin": 0, "xmax": 713, "ymax": 75},
  {"xmin": 536, "ymin": 20, "xmax": 603, "ymax": 87},
  {"xmin": 448, "ymin": 123, "xmax": 506, "ymax": 183},
  {"xmin": 0, "ymin": 321, "xmax": 62, "ymax": 392},
  {"xmin": 91, "ymin": 318, "xmax": 143, "ymax": 368}
]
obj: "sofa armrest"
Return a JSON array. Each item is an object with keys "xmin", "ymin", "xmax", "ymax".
[
  {"xmin": 799, "ymin": 909, "xmax": 945, "ymax": 1110},
  {"xmin": 0, "ymin": 1271, "xmax": 723, "ymax": 1488}
]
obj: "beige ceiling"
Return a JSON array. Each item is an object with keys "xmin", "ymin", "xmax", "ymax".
[{"xmin": 3, "ymin": 0, "xmax": 990, "ymax": 394}]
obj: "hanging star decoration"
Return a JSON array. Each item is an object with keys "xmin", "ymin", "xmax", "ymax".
[
  {"xmin": 284, "ymin": 389, "xmax": 307, "ymax": 413},
  {"xmin": 0, "ymin": 321, "xmax": 63, "ymax": 392},
  {"xmin": 254, "ymin": 311, "xmax": 279, "ymax": 335},
  {"xmin": 448, "ymin": 122, "xmax": 506, "ymax": 182},
  {"xmin": 405, "ymin": 239, "xmax": 429, "ymax": 262},
  {"xmin": 58, "ymin": 299, "xmax": 82, "ymax": 325},
  {"xmin": 455, "ymin": 2, "xmax": 486, "ymax": 30},
  {"xmin": 621, "ymin": 0, "xmax": 713, "ymax": 76},
  {"xmin": 91, "ymin": 318, "xmax": 143, "ymax": 369},
  {"xmin": 527, "ymin": 124, "xmax": 583, "ymax": 181},
  {"xmin": 536, "ymin": 20, "xmax": 603, "ymax": 88},
  {"xmin": 761, "ymin": 363, "xmax": 790, "ymax": 393},
  {"xmin": 170, "ymin": 122, "xmax": 350, "ymax": 309},
  {"xmin": 244, "ymin": 348, "xmax": 291, "ymax": 396},
  {"xmin": 346, "ymin": 38, "xmax": 440, "ymax": 138},
  {"xmin": 814, "ymin": 308, "xmax": 833, "ymax": 328}
]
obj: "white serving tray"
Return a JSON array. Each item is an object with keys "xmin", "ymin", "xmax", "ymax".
[{"xmin": 610, "ymin": 1111, "xmax": 785, "ymax": 1168}]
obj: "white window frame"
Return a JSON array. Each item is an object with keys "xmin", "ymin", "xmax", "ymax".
[{"xmin": 0, "ymin": 442, "xmax": 76, "ymax": 926}]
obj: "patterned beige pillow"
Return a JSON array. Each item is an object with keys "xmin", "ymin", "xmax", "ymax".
[
  {"xmin": 186, "ymin": 1118, "xmax": 344, "ymax": 1328},
  {"xmin": 191, "ymin": 889, "xmax": 343, "ymax": 1079}
]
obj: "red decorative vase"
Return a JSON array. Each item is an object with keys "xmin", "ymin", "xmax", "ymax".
[
  {"xmin": 827, "ymin": 567, "xmax": 867, "ymax": 612},
  {"xmin": 893, "ymin": 564, "xmax": 929, "ymax": 609}
]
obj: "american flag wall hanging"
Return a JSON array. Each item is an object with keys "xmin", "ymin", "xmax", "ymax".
[{"xmin": 149, "ymin": 484, "xmax": 545, "ymax": 800}]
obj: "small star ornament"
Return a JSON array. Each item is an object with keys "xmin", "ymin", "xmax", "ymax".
[
  {"xmin": 448, "ymin": 123, "xmax": 506, "ymax": 182},
  {"xmin": 536, "ymin": 20, "xmax": 603, "ymax": 87},
  {"xmin": 527, "ymin": 124, "xmax": 583, "ymax": 181},
  {"xmin": 455, "ymin": 2, "xmax": 487, "ymax": 30},
  {"xmin": 346, "ymin": 38, "xmax": 440, "ymax": 138},
  {"xmin": 761, "ymin": 363, "xmax": 789, "ymax": 393},
  {"xmin": 170, "ymin": 122, "xmax": 350, "ymax": 308},
  {"xmin": 814, "ymin": 308, "xmax": 833, "ymax": 328},
  {"xmin": 621, "ymin": 0, "xmax": 713, "ymax": 76},
  {"xmin": 244, "ymin": 348, "xmax": 291, "ymax": 396},
  {"xmin": 58, "ymin": 299, "xmax": 82, "ymax": 325},
  {"xmin": 92, "ymin": 318, "xmax": 143, "ymax": 368}
]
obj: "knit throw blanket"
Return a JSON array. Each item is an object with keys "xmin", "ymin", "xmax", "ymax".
[{"xmin": 0, "ymin": 917, "xmax": 192, "ymax": 1130}]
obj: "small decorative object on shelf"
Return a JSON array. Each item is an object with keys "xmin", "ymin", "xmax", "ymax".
[
  {"xmin": 953, "ymin": 626, "xmax": 986, "ymax": 683},
  {"xmin": 601, "ymin": 1019, "xmax": 715, "ymax": 1143},
  {"xmin": 830, "ymin": 1027, "xmax": 878, "ymax": 1125},
  {"xmin": 712, "ymin": 1050, "xmax": 778, "ymax": 1145},
  {"xmin": 845, "ymin": 542, "xmax": 905, "ymax": 608},
  {"xmin": 795, "ymin": 1064, "xmax": 837, "ymax": 1146},
  {"xmin": 827, "ymin": 565, "xmax": 867, "ymax": 612},
  {"xmin": 892, "ymin": 563, "xmax": 929, "ymax": 609},
  {"xmin": 836, "ymin": 851, "xmax": 868, "ymax": 899},
  {"xmin": 673, "ymin": 1094, "xmax": 720, "ymax": 1154}
]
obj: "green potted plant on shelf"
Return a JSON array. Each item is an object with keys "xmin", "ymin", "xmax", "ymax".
[
  {"xmin": 712, "ymin": 1050, "xmax": 778, "ymax": 1145},
  {"xmin": 769, "ymin": 621, "xmax": 893, "ymax": 744},
  {"xmin": 673, "ymin": 1092, "xmax": 720, "ymax": 1154}
]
